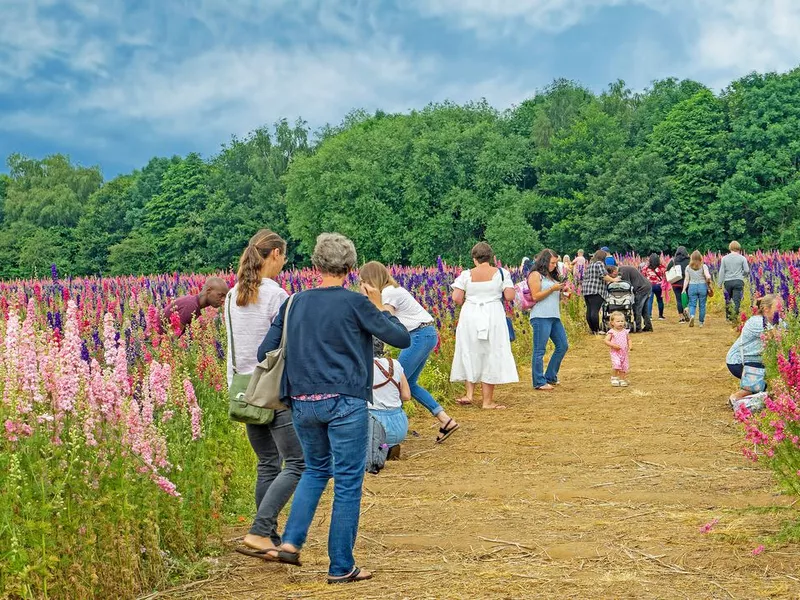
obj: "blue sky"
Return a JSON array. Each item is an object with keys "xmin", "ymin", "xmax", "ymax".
[{"xmin": 1, "ymin": 0, "xmax": 799, "ymax": 177}]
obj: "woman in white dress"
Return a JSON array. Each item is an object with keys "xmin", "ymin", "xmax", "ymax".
[{"xmin": 450, "ymin": 242, "xmax": 519, "ymax": 409}]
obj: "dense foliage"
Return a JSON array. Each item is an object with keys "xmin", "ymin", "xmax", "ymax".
[{"xmin": 2, "ymin": 68, "xmax": 800, "ymax": 278}]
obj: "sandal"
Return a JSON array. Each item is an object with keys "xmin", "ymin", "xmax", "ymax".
[
  {"xmin": 328, "ymin": 567, "xmax": 373, "ymax": 584},
  {"xmin": 435, "ymin": 418, "xmax": 459, "ymax": 444},
  {"xmin": 235, "ymin": 546, "xmax": 279, "ymax": 562},
  {"xmin": 455, "ymin": 397, "xmax": 473, "ymax": 406},
  {"xmin": 272, "ymin": 548, "xmax": 302, "ymax": 566},
  {"xmin": 535, "ymin": 384, "xmax": 554, "ymax": 391}
]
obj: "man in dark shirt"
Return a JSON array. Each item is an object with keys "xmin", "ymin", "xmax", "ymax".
[
  {"xmin": 607, "ymin": 265, "xmax": 652, "ymax": 333},
  {"xmin": 163, "ymin": 277, "xmax": 229, "ymax": 335}
]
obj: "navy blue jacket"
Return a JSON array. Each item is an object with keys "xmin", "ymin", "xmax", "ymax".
[{"xmin": 257, "ymin": 287, "xmax": 411, "ymax": 402}]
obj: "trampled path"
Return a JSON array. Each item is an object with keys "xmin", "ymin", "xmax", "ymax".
[{"xmin": 162, "ymin": 309, "xmax": 800, "ymax": 600}]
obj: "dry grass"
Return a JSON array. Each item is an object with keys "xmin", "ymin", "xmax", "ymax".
[{"xmin": 149, "ymin": 308, "xmax": 800, "ymax": 600}]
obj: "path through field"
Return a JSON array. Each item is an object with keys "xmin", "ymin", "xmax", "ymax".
[{"xmin": 165, "ymin": 310, "xmax": 800, "ymax": 599}]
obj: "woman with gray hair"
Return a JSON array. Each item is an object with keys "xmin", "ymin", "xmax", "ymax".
[{"xmin": 256, "ymin": 233, "xmax": 410, "ymax": 584}]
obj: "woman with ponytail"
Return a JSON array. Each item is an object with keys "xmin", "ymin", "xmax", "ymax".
[{"xmin": 225, "ymin": 229, "xmax": 305, "ymax": 560}]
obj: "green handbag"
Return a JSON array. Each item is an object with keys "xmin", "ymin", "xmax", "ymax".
[{"xmin": 226, "ymin": 293, "xmax": 274, "ymax": 425}]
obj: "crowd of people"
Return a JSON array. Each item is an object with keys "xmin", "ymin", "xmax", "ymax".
[{"xmin": 161, "ymin": 230, "xmax": 762, "ymax": 585}]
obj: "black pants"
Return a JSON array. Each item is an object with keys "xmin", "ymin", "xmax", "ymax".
[
  {"xmin": 671, "ymin": 284, "xmax": 685, "ymax": 316},
  {"xmin": 584, "ymin": 294, "xmax": 605, "ymax": 333},
  {"xmin": 724, "ymin": 280, "xmax": 745, "ymax": 321},
  {"xmin": 633, "ymin": 292, "xmax": 651, "ymax": 332}
]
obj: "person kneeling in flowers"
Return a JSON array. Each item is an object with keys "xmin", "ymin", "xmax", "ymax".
[{"xmin": 370, "ymin": 338, "xmax": 411, "ymax": 459}]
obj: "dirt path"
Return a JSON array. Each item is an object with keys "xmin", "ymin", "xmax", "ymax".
[{"xmin": 166, "ymin": 310, "xmax": 800, "ymax": 600}]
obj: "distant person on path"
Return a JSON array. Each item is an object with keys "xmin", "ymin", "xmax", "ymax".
[
  {"xmin": 226, "ymin": 229, "xmax": 305, "ymax": 561},
  {"xmin": 359, "ymin": 261, "xmax": 459, "ymax": 443},
  {"xmin": 257, "ymin": 233, "xmax": 410, "ymax": 583},
  {"xmin": 607, "ymin": 264, "xmax": 653, "ymax": 332},
  {"xmin": 450, "ymin": 242, "xmax": 519, "ymax": 409},
  {"xmin": 527, "ymin": 249, "xmax": 569, "ymax": 391},
  {"xmin": 726, "ymin": 294, "xmax": 780, "ymax": 403},
  {"xmin": 572, "ymin": 249, "xmax": 587, "ymax": 283},
  {"xmin": 682, "ymin": 251, "xmax": 712, "ymax": 328},
  {"xmin": 604, "ymin": 312, "xmax": 632, "ymax": 387},
  {"xmin": 163, "ymin": 277, "xmax": 228, "ymax": 335},
  {"xmin": 581, "ymin": 249, "xmax": 620, "ymax": 334},
  {"xmin": 718, "ymin": 241, "xmax": 750, "ymax": 321},
  {"xmin": 643, "ymin": 253, "xmax": 666, "ymax": 321},
  {"xmin": 666, "ymin": 246, "xmax": 691, "ymax": 322},
  {"xmin": 370, "ymin": 338, "xmax": 411, "ymax": 456}
]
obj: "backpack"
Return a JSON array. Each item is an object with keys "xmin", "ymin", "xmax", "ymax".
[
  {"xmin": 365, "ymin": 413, "xmax": 389, "ymax": 475},
  {"xmin": 514, "ymin": 277, "xmax": 536, "ymax": 311}
]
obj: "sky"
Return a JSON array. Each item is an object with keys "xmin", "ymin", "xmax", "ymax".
[{"xmin": 1, "ymin": 0, "xmax": 800, "ymax": 177}]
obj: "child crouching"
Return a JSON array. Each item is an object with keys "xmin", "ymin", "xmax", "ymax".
[{"xmin": 372, "ymin": 339, "xmax": 412, "ymax": 458}]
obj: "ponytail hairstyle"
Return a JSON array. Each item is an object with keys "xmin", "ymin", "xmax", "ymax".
[
  {"xmin": 236, "ymin": 229, "xmax": 287, "ymax": 306},
  {"xmin": 755, "ymin": 294, "xmax": 778, "ymax": 316},
  {"xmin": 359, "ymin": 261, "xmax": 398, "ymax": 291}
]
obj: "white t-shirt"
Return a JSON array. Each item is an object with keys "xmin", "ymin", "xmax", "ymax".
[
  {"xmin": 371, "ymin": 358, "xmax": 404, "ymax": 411},
  {"xmin": 225, "ymin": 279, "xmax": 289, "ymax": 387},
  {"xmin": 381, "ymin": 285, "xmax": 433, "ymax": 332}
]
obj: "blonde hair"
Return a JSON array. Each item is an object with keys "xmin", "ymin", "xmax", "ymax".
[
  {"xmin": 609, "ymin": 311, "xmax": 626, "ymax": 324},
  {"xmin": 689, "ymin": 250, "xmax": 703, "ymax": 270},
  {"xmin": 729, "ymin": 241, "xmax": 741, "ymax": 252},
  {"xmin": 236, "ymin": 229, "xmax": 286, "ymax": 306},
  {"xmin": 359, "ymin": 261, "xmax": 398, "ymax": 291},
  {"xmin": 755, "ymin": 294, "xmax": 778, "ymax": 315}
]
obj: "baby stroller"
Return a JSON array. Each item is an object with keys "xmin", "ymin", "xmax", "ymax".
[{"xmin": 602, "ymin": 282, "xmax": 636, "ymax": 332}]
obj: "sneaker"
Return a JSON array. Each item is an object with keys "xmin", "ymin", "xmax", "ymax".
[
  {"xmin": 683, "ymin": 308, "xmax": 690, "ymax": 320},
  {"xmin": 658, "ymin": 316, "xmax": 666, "ymax": 321},
  {"xmin": 689, "ymin": 316, "xmax": 695, "ymax": 327},
  {"xmin": 699, "ymin": 323, "xmax": 704, "ymax": 328},
  {"xmin": 619, "ymin": 380, "xmax": 629, "ymax": 387},
  {"xmin": 611, "ymin": 377, "xmax": 620, "ymax": 387}
]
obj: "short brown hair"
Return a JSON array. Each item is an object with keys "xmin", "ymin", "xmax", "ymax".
[
  {"xmin": 471, "ymin": 242, "xmax": 494, "ymax": 264},
  {"xmin": 729, "ymin": 241, "xmax": 741, "ymax": 252}
]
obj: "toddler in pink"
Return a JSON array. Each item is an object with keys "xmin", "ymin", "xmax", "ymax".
[{"xmin": 604, "ymin": 312, "xmax": 632, "ymax": 387}]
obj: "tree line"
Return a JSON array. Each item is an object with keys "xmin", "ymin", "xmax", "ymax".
[{"xmin": 1, "ymin": 67, "xmax": 799, "ymax": 279}]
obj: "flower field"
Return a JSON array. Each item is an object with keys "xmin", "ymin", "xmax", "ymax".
[{"xmin": 1, "ymin": 254, "xmax": 799, "ymax": 599}]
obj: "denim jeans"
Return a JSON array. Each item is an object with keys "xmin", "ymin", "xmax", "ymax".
[
  {"xmin": 531, "ymin": 317, "xmax": 569, "ymax": 388},
  {"xmin": 282, "ymin": 396, "xmax": 368, "ymax": 577},
  {"xmin": 246, "ymin": 409, "xmax": 305, "ymax": 543},
  {"xmin": 687, "ymin": 283, "xmax": 708, "ymax": 323},
  {"xmin": 724, "ymin": 280, "xmax": 744, "ymax": 321},
  {"xmin": 727, "ymin": 361, "xmax": 765, "ymax": 379},
  {"xmin": 646, "ymin": 284, "xmax": 664, "ymax": 318},
  {"xmin": 633, "ymin": 292, "xmax": 651, "ymax": 332},
  {"xmin": 369, "ymin": 407, "xmax": 409, "ymax": 446},
  {"xmin": 398, "ymin": 326, "xmax": 443, "ymax": 417}
]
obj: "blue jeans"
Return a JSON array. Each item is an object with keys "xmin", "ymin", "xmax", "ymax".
[
  {"xmin": 531, "ymin": 318, "xmax": 569, "ymax": 388},
  {"xmin": 282, "ymin": 396, "xmax": 368, "ymax": 577},
  {"xmin": 687, "ymin": 283, "xmax": 708, "ymax": 323},
  {"xmin": 369, "ymin": 407, "xmax": 408, "ymax": 446},
  {"xmin": 398, "ymin": 326, "xmax": 443, "ymax": 417}
]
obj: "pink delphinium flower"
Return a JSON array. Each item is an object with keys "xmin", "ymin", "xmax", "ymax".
[
  {"xmin": 752, "ymin": 545, "xmax": 765, "ymax": 556},
  {"xmin": 154, "ymin": 475, "xmax": 180, "ymax": 497},
  {"xmin": 183, "ymin": 378, "xmax": 202, "ymax": 440},
  {"xmin": 699, "ymin": 518, "xmax": 719, "ymax": 534}
]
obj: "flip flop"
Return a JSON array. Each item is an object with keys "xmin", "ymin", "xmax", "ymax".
[
  {"xmin": 535, "ymin": 385, "xmax": 554, "ymax": 391},
  {"xmin": 327, "ymin": 566, "xmax": 373, "ymax": 584},
  {"xmin": 455, "ymin": 397, "xmax": 473, "ymax": 406},
  {"xmin": 482, "ymin": 404, "xmax": 507, "ymax": 410},
  {"xmin": 435, "ymin": 419, "xmax": 459, "ymax": 444},
  {"xmin": 235, "ymin": 546, "xmax": 280, "ymax": 562}
]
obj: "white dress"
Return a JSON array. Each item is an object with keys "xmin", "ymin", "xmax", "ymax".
[{"xmin": 450, "ymin": 269, "xmax": 519, "ymax": 384}]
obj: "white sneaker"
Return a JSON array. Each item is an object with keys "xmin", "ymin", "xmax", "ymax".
[
  {"xmin": 699, "ymin": 323, "xmax": 704, "ymax": 328},
  {"xmin": 619, "ymin": 380, "xmax": 629, "ymax": 387},
  {"xmin": 689, "ymin": 316, "xmax": 695, "ymax": 327},
  {"xmin": 611, "ymin": 377, "xmax": 620, "ymax": 387}
]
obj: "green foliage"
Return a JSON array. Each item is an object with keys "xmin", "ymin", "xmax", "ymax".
[{"xmin": 3, "ymin": 68, "xmax": 800, "ymax": 276}]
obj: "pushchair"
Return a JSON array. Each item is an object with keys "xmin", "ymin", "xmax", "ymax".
[{"xmin": 602, "ymin": 282, "xmax": 636, "ymax": 332}]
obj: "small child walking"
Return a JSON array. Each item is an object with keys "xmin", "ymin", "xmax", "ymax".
[{"xmin": 604, "ymin": 312, "xmax": 632, "ymax": 387}]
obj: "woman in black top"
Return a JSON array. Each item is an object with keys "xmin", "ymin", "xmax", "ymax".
[{"xmin": 666, "ymin": 246, "xmax": 690, "ymax": 322}]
